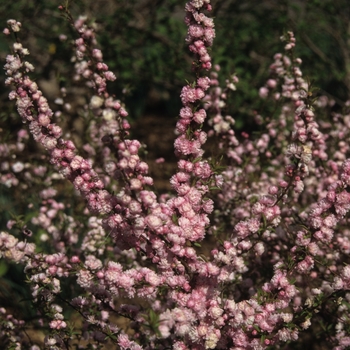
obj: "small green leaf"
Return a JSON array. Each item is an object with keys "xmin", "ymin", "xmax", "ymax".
[{"xmin": 0, "ymin": 260, "xmax": 9, "ymax": 277}]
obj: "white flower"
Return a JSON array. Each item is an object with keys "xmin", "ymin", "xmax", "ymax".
[
  {"xmin": 205, "ymin": 331, "xmax": 219, "ymax": 349},
  {"xmin": 90, "ymin": 95, "xmax": 104, "ymax": 109},
  {"xmin": 11, "ymin": 161, "xmax": 24, "ymax": 173}
]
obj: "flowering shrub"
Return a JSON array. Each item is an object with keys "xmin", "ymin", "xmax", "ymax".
[{"xmin": 1, "ymin": 1, "xmax": 350, "ymax": 349}]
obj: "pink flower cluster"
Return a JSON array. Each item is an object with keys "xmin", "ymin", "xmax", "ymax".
[
  {"xmin": 185, "ymin": 0, "xmax": 215, "ymax": 70},
  {"xmin": 73, "ymin": 15, "xmax": 116, "ymax": 94},
  {"xmin": 2, "ymin": 3, "xmax": 350, "ymax": 350}
]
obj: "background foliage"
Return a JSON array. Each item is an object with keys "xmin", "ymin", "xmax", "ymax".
[{"xmin": 1, "ymin": 0, "xmax": 349, "ymax": 121}]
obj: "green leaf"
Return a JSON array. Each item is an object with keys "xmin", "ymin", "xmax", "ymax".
[{"xmin": 0, "ymin": 260, "xmax": 9, "ymax": 277}]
